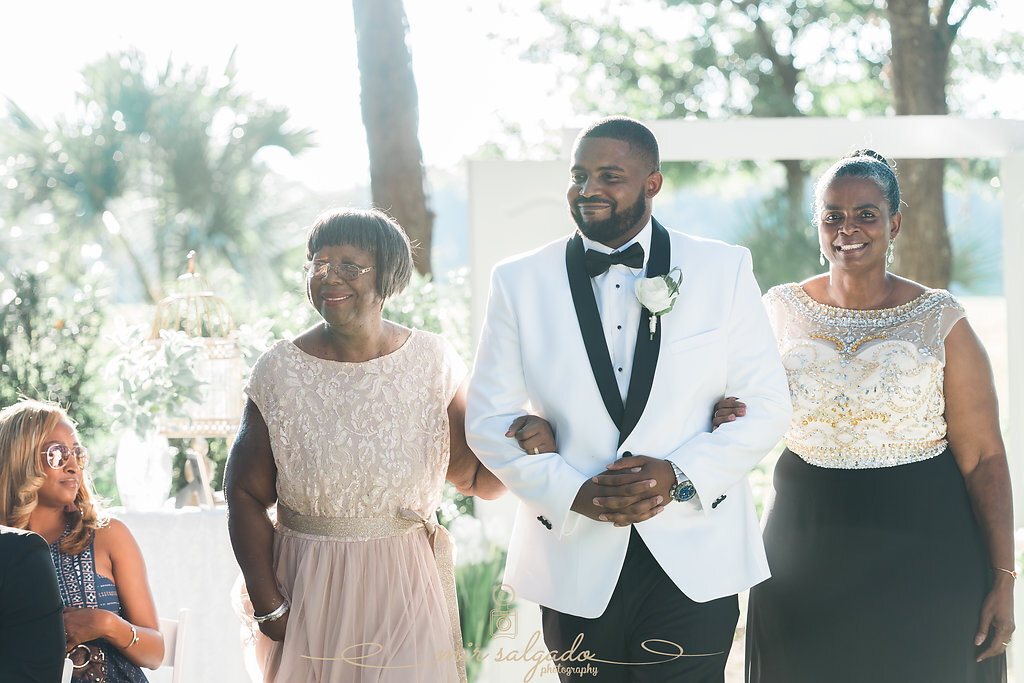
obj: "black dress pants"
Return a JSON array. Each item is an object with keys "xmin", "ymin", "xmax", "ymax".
[{"xmin": 541, "ymin": 527, "xmax": 738, "ymax": 682}]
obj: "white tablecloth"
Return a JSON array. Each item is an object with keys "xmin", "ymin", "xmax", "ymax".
[{"xmin": 110, "ymin": 506, "xmax": 249, "ymax": 683}]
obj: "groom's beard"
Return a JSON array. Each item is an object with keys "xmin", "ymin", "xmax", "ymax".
[{"xmin": 571, "ymin": 188, "xmax": 647, "ymax": 246}]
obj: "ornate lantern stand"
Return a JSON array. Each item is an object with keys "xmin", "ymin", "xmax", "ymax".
[{"xmin": 151, "ymin": 251, "xmax": 244, "ymax": 508}]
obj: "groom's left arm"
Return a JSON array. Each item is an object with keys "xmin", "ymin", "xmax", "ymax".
[
  {"xmin": 664, "ymin": 248, "xmax": 791, "ymax": 513},
  {"xmin": 599, "ymin": 249, "xmax": 791, "ymax": 522}
]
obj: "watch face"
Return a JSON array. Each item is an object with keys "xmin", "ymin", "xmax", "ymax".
[{"xmin": 674, "ymin": 481, "xmax": 696, "ymax": 502}]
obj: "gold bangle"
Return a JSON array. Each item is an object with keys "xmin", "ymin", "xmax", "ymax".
[
  {"xmin": 123, "ymin": 623, "xmax": 139, "ymax": 649},
  {"xmin": 995, "ymin": 567, "xmax": 1017, "ymax": 580}
]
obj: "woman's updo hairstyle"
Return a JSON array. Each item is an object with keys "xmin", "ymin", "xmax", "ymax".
[{"xmin": 813, "ymin": 149, "xmax": 901, "ymax": 218}]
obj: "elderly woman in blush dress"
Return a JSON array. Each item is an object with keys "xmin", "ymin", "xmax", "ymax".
[
  {"xmin": 225, "ymin": 208, "xmax": 552, "ymax": 683},
  {"xmin": 715, "ymin": 151, "xmax": 1012, "ymax": 683}
]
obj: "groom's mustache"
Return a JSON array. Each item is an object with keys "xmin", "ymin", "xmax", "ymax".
[{"xmin": 573, "ymin": 199, "xmax": 615, "ymax": 210}]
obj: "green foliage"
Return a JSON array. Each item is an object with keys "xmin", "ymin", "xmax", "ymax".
[
  {"xmin": 103, "ymin": 324, "xmax": 207, "ymax": 437},
  {"xmin": 438, "ymin": 482, "xmax": 476, "ymax": 526},
  {"xmin": 522, "ymin": 0, "xmax": 889, "ymax": 121},
  {"xmin": 0, "ymin": 267, "xmax": 117, "ymax": 494},
  {"xmin": 384, "ymin": 268, "xmax": 473, "ymax": 365},
  {"xmin": 456, "ymin": 545, "xmax": 509, "ymax": 682},
  {"xmin": 950, "ymin": 220, "xmax": 1003, "ymax": 295},
  {"xmin": 442, "ymin": 492, "xmax": 510, "ymax": 682},
  {"xmin": 734, "ymin": 190, "xmax": 821, "ymax": 290},
  {"xmin": 0, "ymin": 48, "xmax": 315, "ymax": 303}
]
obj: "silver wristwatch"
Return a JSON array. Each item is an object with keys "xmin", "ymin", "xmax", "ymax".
[{"xmin": 666, "ymin": 459, "xmax": 696, "ymax": 503}]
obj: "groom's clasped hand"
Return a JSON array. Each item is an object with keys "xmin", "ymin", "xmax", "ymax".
[
  {"xmin": 576, "ymin": 454, "xmax": 673, "ymax": 527},
  {"xmin": 506, "ymin": 414, "xmax": 673, "ymax": 527}
]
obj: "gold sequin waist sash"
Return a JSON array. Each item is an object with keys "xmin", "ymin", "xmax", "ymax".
[
  {"xmin": 785, "ymin": 439, "xmax": 948, "ymax": 469},
  {"xmin": 277, "ymin": 505, "xmax": 427, "ymax": 540},
  {"xmin": 275, "ymin": 504, "xmax": 467, "ymax": 683}
]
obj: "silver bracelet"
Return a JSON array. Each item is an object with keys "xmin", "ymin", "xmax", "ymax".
[
  {"xmin": 123, "ymin": 623, "xmax": 139, "ymax": 649},
  {"xmin": 253, "ymin": 600, "xmax": 290, "ymax": 623}
]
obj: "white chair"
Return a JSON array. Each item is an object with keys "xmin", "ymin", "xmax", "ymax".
[
  {"xmin": 158, "ymin": 608, "xmax": 191, "ymax": 683},
  {"xmin": 60, "ymin": 657, "xmax": 73, "ymax": 683}
]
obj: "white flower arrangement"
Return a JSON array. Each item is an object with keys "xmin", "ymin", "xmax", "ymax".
[{"xmin": 634, "ymin": 266, "xmax": 683, "ymax": 339}]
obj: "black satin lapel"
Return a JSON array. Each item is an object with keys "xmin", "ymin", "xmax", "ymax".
[
  {"xmin": 619, "ymin": 219, "xmax": 671, "ymax": 446},
  {"xmin": 565, "ymin": 235, "xmax": 624, "ymax": 430}
]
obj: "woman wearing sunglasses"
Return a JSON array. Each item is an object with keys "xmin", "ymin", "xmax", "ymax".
[{"xmin": 0, "ymin": 399, "xmax": 164, "ymax": 681}]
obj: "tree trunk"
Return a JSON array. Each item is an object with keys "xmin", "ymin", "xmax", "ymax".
[
  {"xmin": 886, "ymin": 0, "xmax": 957, "ymax": 287},
  {"xmin": 352, "ymin": 0, "xmax": 434, "ymax": 275},
  {"xmin": 781, "ymin": 158, "xmax": 807, "ymax": 233}
]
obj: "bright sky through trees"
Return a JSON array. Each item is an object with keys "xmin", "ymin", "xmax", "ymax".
[
  {"xmin": 2, "ymin": 1, "xmax": 571, "ymax": 191},
  {"xmin": 3, "ymin": 1, "xmax": 1022, "ymax": 191}
]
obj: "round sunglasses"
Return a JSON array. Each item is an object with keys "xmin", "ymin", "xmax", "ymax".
[{"xmin": 42, "ymin": 443, "xmax": 89, "ymax": 470}]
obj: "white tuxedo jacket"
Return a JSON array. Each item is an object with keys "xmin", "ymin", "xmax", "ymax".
[{"xmin": 466, "ymin": 220, "xmax": 792, "ymax": 618}]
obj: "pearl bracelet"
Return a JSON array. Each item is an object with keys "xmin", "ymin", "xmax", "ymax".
[{"xmin": 254, "ymin": 600, "xmax": 290, "ymax": 624}]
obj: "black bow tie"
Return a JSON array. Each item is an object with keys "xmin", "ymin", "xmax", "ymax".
[{"xmin": 584, "ymin": 242, "xmax": 645, "ymax": 277}]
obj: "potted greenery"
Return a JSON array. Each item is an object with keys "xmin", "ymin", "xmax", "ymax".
[{"xmin": 105, "ymin": 321, "xmax": 206, "ymax": 510}]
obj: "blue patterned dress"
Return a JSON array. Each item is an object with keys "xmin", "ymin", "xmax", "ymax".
[{"xmin": 49, "ymin": 526, "xmax": 148, "ymax": 683}]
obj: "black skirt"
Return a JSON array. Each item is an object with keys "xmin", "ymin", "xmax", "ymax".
[{"xmin": 746, "ymin": 448, "xmax": 1006, "ymax": 683}]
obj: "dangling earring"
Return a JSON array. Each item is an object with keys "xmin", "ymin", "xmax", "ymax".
[
  {"xmin": 819, "ymin": 251, "xmax": 826, "ymax": 267},
  {"xmin": 886, "ymin": 240, "xmax": 895, "ymax": 266}
]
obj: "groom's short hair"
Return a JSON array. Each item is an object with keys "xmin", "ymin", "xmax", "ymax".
[{"xmin": 575, "ymin": 117, "xmax": 660, "ymax": 173}]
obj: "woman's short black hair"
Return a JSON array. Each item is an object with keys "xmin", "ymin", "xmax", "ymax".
[{"xmin": 306, "ymin": 208, "xmax": 414, "ymax": 301}]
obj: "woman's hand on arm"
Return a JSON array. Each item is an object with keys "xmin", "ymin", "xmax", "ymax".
[
  {"xmin": 943, "ymin": 318, "xmax": 1015, "ymax": 660},
  {"xmin": 711, "ymin": 397, "xmax": 746, "ymax": 430},
  {"xmin": 93, "ymin": 520, "xmax": 164, "ymax": 669},
  {"xmin": 224, "ymin": 399, "xmax": 289, "ymax": 641},
  {"xmin": 506, "ymin": 415, "xmax": 556, "ymax": 455}
]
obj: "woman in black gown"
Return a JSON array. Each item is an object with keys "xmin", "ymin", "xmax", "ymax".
[{"xmin": 716, "ymin": 150, "xmax": 1013, "ymax": 683}]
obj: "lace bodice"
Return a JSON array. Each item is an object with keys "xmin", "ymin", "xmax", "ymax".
[
  {"xmin": 763, "ymin": 284, "xmax": 966, "ymax": 469},
  {"xmin": 245, "ymin": 330, "xmax": 465, "ymax": 518}
]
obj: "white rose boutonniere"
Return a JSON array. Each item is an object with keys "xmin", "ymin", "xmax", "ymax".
[{"xmin": 634, "ymin": 267, "xmax": 682, "ymax": 340}]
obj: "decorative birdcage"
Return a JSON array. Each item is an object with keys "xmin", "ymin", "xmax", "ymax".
[
  {"xmin": 146, "ymin": 251, "xmax": 245, "ymax": 508},
  {"xmin": 151, "ymin": 251, "xmax": 245, "ymax": 439}
]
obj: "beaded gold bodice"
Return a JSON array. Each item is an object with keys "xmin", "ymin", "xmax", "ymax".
[{"xmin": 763, "ymin": 284, "xmax": 965, "ymax": 469}]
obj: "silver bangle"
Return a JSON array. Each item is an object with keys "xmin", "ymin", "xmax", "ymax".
[
  {"xmin": 253, "ymin": 600, "xmax": 290, "ymax": 623},
  {"xmin": 123, "ymin": 623, "xmax": 139, "ymax": 649}
]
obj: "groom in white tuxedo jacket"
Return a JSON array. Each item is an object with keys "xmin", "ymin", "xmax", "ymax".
[{"xmin": 466, "ymin": 117, "xmax": 791, "ymax": 682}]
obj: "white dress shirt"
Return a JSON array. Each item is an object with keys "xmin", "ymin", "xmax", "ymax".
[
  {"xmin": 580, "ymin": 220, "xmax": 698, "ymax": 506},
  {"xmin": 579, "ymin": 220, "xmax": 653, "ymax": 403}
]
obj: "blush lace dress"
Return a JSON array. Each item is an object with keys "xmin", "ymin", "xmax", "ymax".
[
  {"xmin": 238, "ymin": 330, "xmax": 466, "ymax": 682},
  {"xmin": 745, "ymin": 284, "xmax": 1005, "ymax": 683}
]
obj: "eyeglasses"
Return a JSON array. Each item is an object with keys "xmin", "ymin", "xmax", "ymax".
[
  {"xmin": 303, "ymin": 261, "xmax": 375, "ymax": 281},
  {"xmin": 42, "ymin": 443, "xmax": 89, "ymax": 470}
]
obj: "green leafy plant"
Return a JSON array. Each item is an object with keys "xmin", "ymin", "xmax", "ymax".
[
  {"xmin": 104, "ymin": 323, "xmax": 207, "ymax": 436},
  {"xmin": 447, "ymin": 509, "xmax": 511, "ymax": 683},
  {"xmin": 0, "ymin": 267, "xmax": 118, "ymax": 494}
]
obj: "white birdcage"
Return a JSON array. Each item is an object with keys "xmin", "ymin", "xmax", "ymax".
[{"xmin": 151, "ymin": 251, "xmax": 244, "ymax": 506}]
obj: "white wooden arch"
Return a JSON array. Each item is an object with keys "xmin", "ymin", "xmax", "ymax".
[{"xmin": 468, "ymin": 115, "xmax": 1024, "ymax": 521}]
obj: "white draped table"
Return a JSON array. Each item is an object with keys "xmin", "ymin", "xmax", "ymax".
[{"xmin": 110, "ymin": 506, "xmax": 249, "ymax": 683}]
